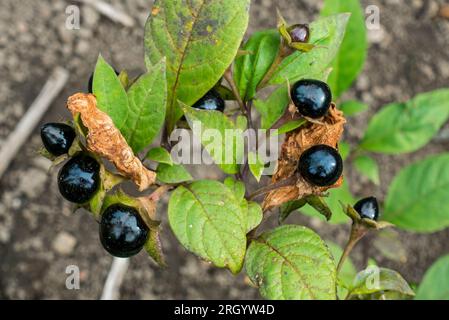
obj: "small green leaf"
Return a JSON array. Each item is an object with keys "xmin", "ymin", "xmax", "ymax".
[
  {"xmin": 224, "ymin": 177, "xmax": 245, "ymax": 200},
  {"xmin": 253, "ymin": 84, "xmax": 290, "ymax": 130},
  {"xmin": 124, "ymin": 60, "xmax": 167, "ymax": 153},
  {"xmin": 384, "ymin": 153, "xmax": 449, "ymax": 232},
  {"xmin": 93, "ymin": 55, "xmax": 129, "ymax": 131},
  {"xmin": 320, "ymin": 0, "xmax": 367, "ymax": 98},
  {"xmin": 144, "ymin": 225, "xmax": 166, "ymax": 267},
  {"xmin": 234, "ymin": 29, "xmax": 279, "ymax": 100},
  {"xmin": 348, "ymin": 267, "xmax": 414, "ymax": 299},
  {"xmin": 275, "ymin": 119, "xmax": 307, "ymax": 135},
  {"xmin": 354, "ymin": 155, "xmax": 380, "ymax": 185},
  {"xmin": 181, "ymin": 102, "xmax": 241, "ymax": 174},
  {"xmin": 279, "ymin": 199, "xmax": 307, "ymax": 223},
  {"xmin": 360, "ymin": 89, "xmax": 449, "ymax": 154},
  {"xmin": 245, "ymin": 225, "xmax": 337, "ymax": 300},
  {"xmin": 268, "ymin": 14, "xmax": 350, "ymax": 85},
  {"xmin": 156, "ymin": 163, "xmax": 192, "ymax": 184},
  {"xmin": 415, "ymin": 254, "xmax": 449, "ymax": 300},
  {"xmin": 246, "ymin": 201, "xmax": 263, "ymax": 233},
  {"xmin": 144, "ymin": 0, "xmax": 250, "ymax": 132},
  {"xmin": 306, "ymin": 196, "xmax": 332, "ymax": 221},
  {"xmin": 339, "ymin": 100, "xmax": 368, "ymax": 117},
  {"xmin": 146, "ymin": 147, "xmax": 173, "ymax": 166},
  {"xmin": 168, "ymin": 180, "xmax": 247, "ymax": 273},
  {"xmin": 301, "ymin": 180, "xmax": 354, "ymax": 224},
  {"xmin": 248, "ymin": 152, "xmax": 265, "ymax": 182}
]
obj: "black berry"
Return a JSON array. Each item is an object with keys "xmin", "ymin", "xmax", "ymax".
[
  {"xmin": 291, "ymin": 79, "xmax": 332, "ymax": 119},
  {"xmin": 58, "ymin": 154, "xmax": 100, "ymax": 204},
  {"xmin": 40, "ymin": 123, "xmax": 76, "ymax": 156},
  {"xmin": 192, "ymin": 89, "xmax": 225, "ymax": 112},
  {"xmin": 354, "ymin": 197, "xmax": 379, "ymax": 221},
  {"xmin": 287, "ymin": 24, "xmax": 310, "ymax": 43},
  {"xmin": 100, "ymin": 204, "xmax": 149, "ymax": 258},
  {"xmin": 88, "ymin": 69, "xmax": 120, "ymax": 93},
  {"xmin": 298, "ymin": 144, "xmax": 343, "ymax": 187}
]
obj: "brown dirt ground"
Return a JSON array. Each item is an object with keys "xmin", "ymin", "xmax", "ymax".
[{"xmin": 1, "ymin": 0, "xmax": 449, "ymax": 299}]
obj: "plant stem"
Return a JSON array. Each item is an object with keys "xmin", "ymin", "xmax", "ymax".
[
  {"xmin": 224, "ymin": 67, "xmax": 247, "ymax": 115},
  {"xmin": 257, "ymin": 42, "xmax": 291, "ymax": 90},
  {"xmin": 247, "ymin": 175, "xmax": 297, "ymax": 201},
  {"xmin": 337, "ymin": 223, "xmax": 368, "ymax": 274}
]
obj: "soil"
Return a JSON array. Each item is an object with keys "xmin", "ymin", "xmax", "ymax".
[{"xmin": 1, "ymin": 0, "xmax": 449, "ymax": 299}]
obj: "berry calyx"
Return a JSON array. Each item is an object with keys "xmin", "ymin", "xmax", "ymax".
[
  {"xmin": 58, "ymin": 154, "xmax": 100, "ymax": 204},
  {"xmin": 298, "ymin": 144, "xmax": 343, "ymax": 186},
  {"xmin": 353, "ymin": 197, "xmax": 379, "ymax": 221},
  {"xmin": 287, "ymin": 24, "xmax": 310, "ymax": 43},
  {"xmin": 88, "ymin": 69, "xmax": 120, "ymax": 93},
  {"xmin": 291, "ymin": 79, "xmax": 332, "ymax": 119},
  {"xmin": 40, "ymin": 123, "xmax": 76, "ymax": 156},
  {"xmin": 192, "ymin": 89, "xmax": 225, "ymax": 112},
  {"xmin": 100, "ymin": 204, "xmax": 149, "ymax": 258}
]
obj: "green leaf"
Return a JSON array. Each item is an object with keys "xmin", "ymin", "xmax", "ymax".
[
  {"xmin": 123, "ymin": 60, "xmax": 167, "ymax": 153},
  {"xmin": 268, "ymin": 14, "xmax": 350, "ymax": 86},
  {"xmin": 306, "ymin": 196, "xmax": 332, "ymax": 221},
  {"xmin": 279, "ymin": 199, "xmax": 307, "ymax": 223},
  {"xmin": 245, "ymin": 201, "xmax": 263, "ymax": 233},
  {"xmin": 93, "ymin": 55, "xmax": 129, "ymax": 131},
  {"xmin": 144, "ymin": 225, "xmax": 166, "ymax": 267},
  {"xmin": 301, "ymin": 180, "xmax": 354, "ymax": 224},
  {"xmin": 156, "ymin": 163, "xmax": 193, "ymax": 184},
  {"xmin": 144, "ymin": 0, "xmax": 250, "ymax": 132},
  {"xmin": 360, "ymin": 89, "xmax": 449, "ymax": 154},
  {"xmin": 384, "ymin": 153, "xmax": 449, "ymax": 233},
  {"xmin": 339, "ymin": 100, "xmax": 368, "ymax": 117},
  {"xmin": 253, "ymin": 84, "xmax": 290, "ymax": 130},
  {"xmin": 224, "ymin": 177, "xmax": 245, "ymax": 200},
  {"xmin": 373, "ymin": 229, "xmax": 407, "ymax": 263},
  {"xmin": 339, "ymin": 141, "xmax": 351, "ymax": 160},
  {"xmin": 234, "ymin": 29, "xmax": 279, "ymax": 100},
  {"xmin": 168, "ymin": 180, "xmax": 247, "ymax": 273},
  {"xmin": 275, "ymin": 119, "xmax": 307, "ymax": 135},
  {"xmin": 146, "ymin": 147, "xmax": 173, "ymax": 166},
  {"xmin": 248, "ymin": 152, "xmax": 265, "ymax": 182},
  {"xmin": 320, "ymin": 0, "xmax": 367, "ymax": 98},
  {"xmin": 416, "ymin": 254, "xmax": 449, "ymax": 300},
  {"xmin": 348, "ymin": 267, "xmax": 414, "ymax": 299},
  {"xmin": 354, "ymin": 155, "xmax": 380, "ymax": 185},
  {"xmin": 245, "ymin": 225, "xmax": 337, "ymax": 300},
  {"xmin": 327, "ymin": 241, "xmax": 357, "ymax": 298},
  {"xmin": 181, "ymin": 102, "xmax": 241, "ymax": 174}
]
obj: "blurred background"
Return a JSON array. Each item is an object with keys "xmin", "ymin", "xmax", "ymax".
[{"xmin": 1, "ymin": 0, "xmax": 449, "ymax": 299}]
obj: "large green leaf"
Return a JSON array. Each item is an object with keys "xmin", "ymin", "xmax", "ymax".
[
  {"xmin": 416, "ymin": 254, "xmax": 449, "ymax": 300},
  {"xmin": 144, "ymin": 0, "xmax": 250, "ymax": 132},
  {"xmin": 181, "ymin": 102, "xmax": 241, "ymax": 174},
  {"xmin": 168, "ymin": 180, "xmax": 246, "ymax": 273},
  {"xmin": 234, "ymin": 29, "xmax": 279, "ymax": 100},
  {"xmin": 384, "ymin": 153, "xmax": 449, "ymax": 233},
  {"xmin": 360, "ymin": 90, "xmax": 449, "ymax": 154},
  {"xmin": 320, "ymin": 0, "xmax": 367, "ymax": 98},
  {"xmin": 124, "ymin": 60, "xmax": 167, "ymax": 153},
  {"xmin": 268, "ymin": 14, "xmax": 350, "ymax": 86},
  {"xmin": 348, "ymin": 267, "xmax": 414, "ymax": 299},
  {"xmin": 93, "ymin": 55, "xmax": 129, "ymax": 131},
  {"xmin": 245, "ymin": 225, "xmax": 337, "ymax": 300}
]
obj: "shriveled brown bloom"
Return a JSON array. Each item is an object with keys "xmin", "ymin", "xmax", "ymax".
[
  {"xmin": 263, "ymin": 104, "xmax": 346, "ymax": 211},
  {"xmin": 67, "ymin": 93, "xmax": 156, "ymax": 191}
]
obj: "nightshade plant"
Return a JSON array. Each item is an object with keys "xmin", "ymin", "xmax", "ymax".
[{"xmin": 40, "ymin": 0, "xmax": 449, "ymax": 300}]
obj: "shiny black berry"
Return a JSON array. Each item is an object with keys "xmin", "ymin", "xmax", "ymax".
[
  {"xmin": 58, "ymin": 154, "xmax": 100, "ymax": 204},
  {"xmin": 100, "ymin": 204, "xmax": 149, "ymax": 258},
  {"xmin": 298, "ymin": 144, "xmax": 343, "ymax": 187},
  {"xmin": 192, "ymin": 89, "xmax": 225, "ymax": 112},
  {"xmin": 291, "ymin": 79, "xmax": 332, "ymax": 119},
  {"xmin": 88, "ymin": 69, "xmax": 120, "ymax": 93},
  {"xmin": 354, "ymin": 197, "xmax": 379, "ymax": 221},
  {"xmin": 40, "ymin": 123, "xmax": 76, "ymax": 156},
  {"xmin": 287, "ymin": 24, "xmax": 310, "ymax": 43}
]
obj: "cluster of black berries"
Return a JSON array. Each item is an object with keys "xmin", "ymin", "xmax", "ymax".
[{"xmin": 41, "ymin": 126, "xmax": 148, "ymax": 258}]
